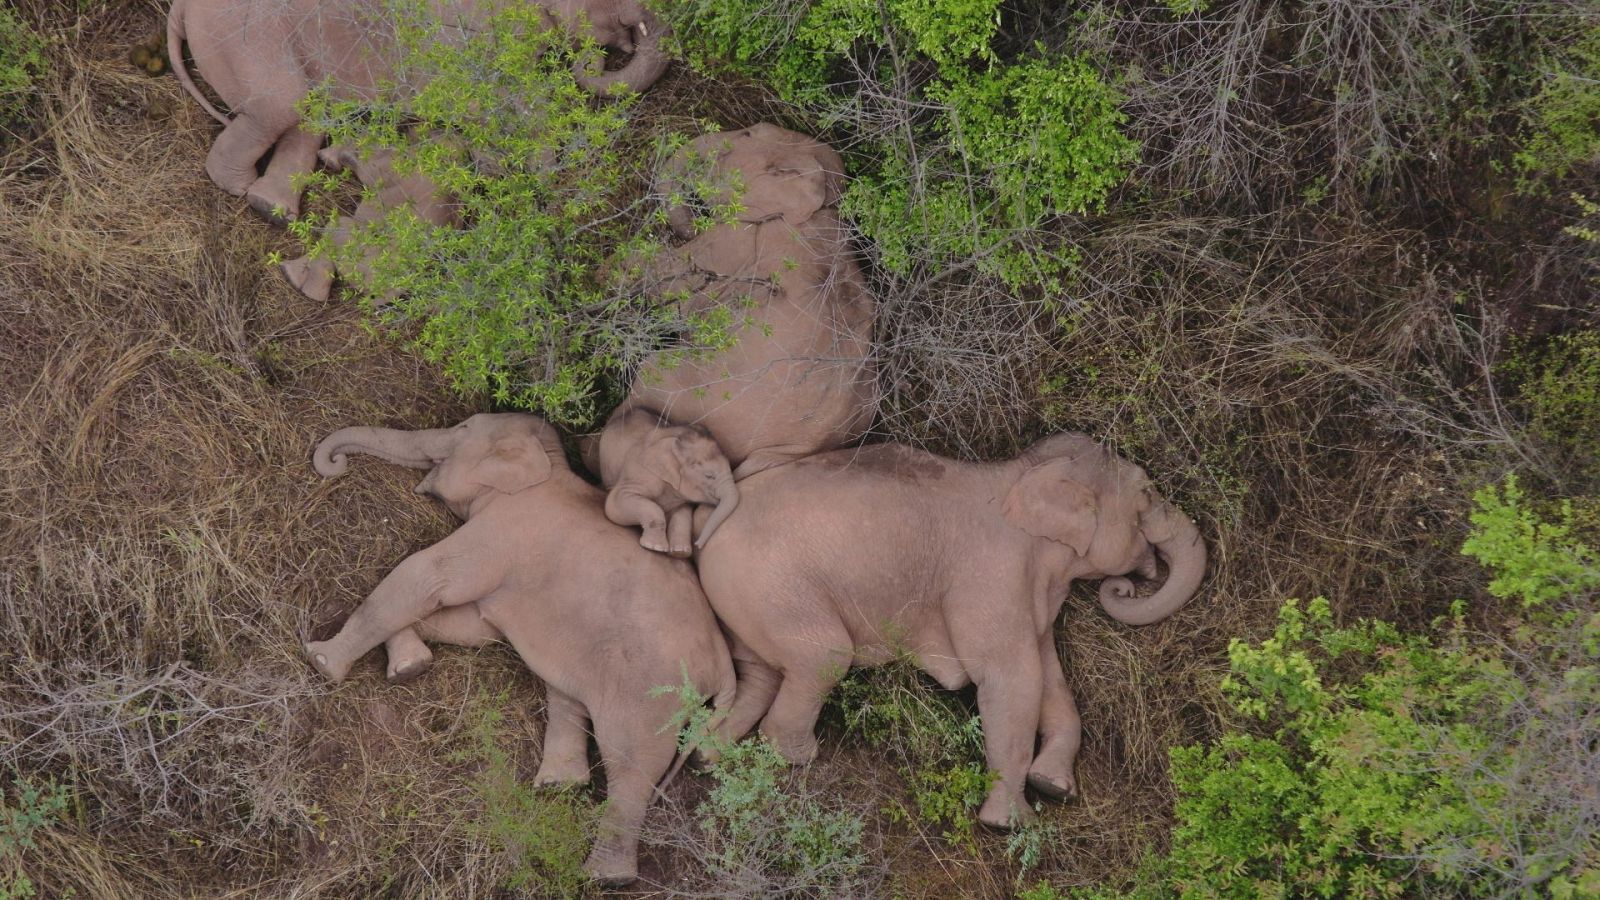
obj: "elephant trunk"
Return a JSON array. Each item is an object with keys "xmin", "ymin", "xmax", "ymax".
[
  {"xmin": 1096, "ymin": 502, "xmax": 1206, "ymax": 626},
  {"xmin": 693, "ymin": 476, "xmax": 740, "ymax": 549},
  {"xmin": 313, "ymin": 426, "xmax": 460, "ymax": 478},
  {"xmin": 573, "ymin": 10, "xmax": 671, "ymax": 97}
]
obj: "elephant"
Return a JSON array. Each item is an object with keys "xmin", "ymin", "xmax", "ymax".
[
  {"xmin": 167, "ymin": 0, "xmax": 669, "ymax": 224},
  {"xmin": 594, "ymin": 406, "xmax": 740, "ymax": 557},
  {"xmin": 613, "ymin": 123, "xmax": 878, "ymax": 480},
  {"xmin": 690, "ymin": 432, "xmax": 1207, "ymax": 829},
  {"xmin": 303, "ymin": 412, "xmax": 735, "ymax": 885},
  {"xmin": 279, "ymin": 143, "xmax": 459, "ymax": 302}
]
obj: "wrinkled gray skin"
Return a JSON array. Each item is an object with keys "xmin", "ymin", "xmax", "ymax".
[
  {"xmin": 595, "ymin": 406, "xmax": 740, "ymax": 557},
  {"xmin": 613, "ymin": 123, "xmax": 877, "ymax": 480},
  {"xmin": 692, "ymin": 432, "xmax": 1206, "ymax": 829},
  {"xmin": 279, "ymin": 143, "xmax": 460, "ymax": 302},
  {"xmin": 305, "ymin": 413, "xmax": 734, "ymax": 885},
  {"xmin": 167, "ymin": 0, "xmax": 668, "ymax": 223}
]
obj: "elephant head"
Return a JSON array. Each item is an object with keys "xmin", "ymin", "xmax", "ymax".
[
  {"xmin": 657, "ymin": 123, "xmax": 847, "ymax": 238},
  {"xmin": 568, "ymin": 0, "xmax": 671, "ymax": 96},
  {"xmin": 1003, "ymin": 433, "xmax": 1206, "ymax": 626},
  {"xmin": 645, "ymin": 425, "xmax": 741, "ymax": 548},
  {"xmin": 313, "ymin": 413, "xmax": 560, "ymax": 518}
]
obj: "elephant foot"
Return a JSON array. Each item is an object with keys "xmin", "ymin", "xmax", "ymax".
[
  {"xmin": 281, "ymin": 255, "xmax": 334, "ymax": 302},
  {"xmin": 533, "ymin": 756, "xmax": 593, "ymax": 788},
  {"xmin": 304, "ymin": 641, "xmax": 352, "ymax": 684},
  {"xmin": 638, "ymin": 529, "xmax": 669, "ymax": 555},
  {"xmin": 583, "ymin": 839, "xmax": 637, "ymax": 887},
  {"xmin": 668, "ymin": 542, "xmax": 692, "ymax": 559},
  {"xmin": 246, "ymin": 178, "xmax": 300, "ymax": 224},
  {"xmin": 385, "ymin": 647, "xmax": 434, "ymax": 684},
  {"xmin": 1025, "ymin": 766, "xmax": 1079, "ymax": 801},
  {"xmin": 977, "ymin": 790, "xmax": 1035, "ymax": 830},
  {"xmin": 762, "ymin": 727, "xmax": 819, "ymax": 766}
]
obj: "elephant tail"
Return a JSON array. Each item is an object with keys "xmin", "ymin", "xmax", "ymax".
[{"xmin": 168, "ymin": 0, "xmax": 230, "ymax": 126}]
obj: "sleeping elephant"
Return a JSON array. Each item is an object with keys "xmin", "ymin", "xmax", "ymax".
[
  {"xmin": 167, "ymin": 0, "xmax": 669, "ymax": 223},
  {"xmin": 594, "ymin": 406, "xmax": 740, "ymax": 557},
  {"xmin": 614, "ymin": 123, "xmax": 878, "ymax": 479},
  {"xmin": 304, "ymin": 413, "xmax": 734, "ymax": 885},
  {"xmin": 278, "ymin": 143, "xmax": 460, "ymax": 302},
  {"xmin": 691, "ymin": 432, "xmax": 1206, "ymax": 828}
]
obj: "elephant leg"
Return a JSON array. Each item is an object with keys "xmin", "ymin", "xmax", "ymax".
[
  {"xmin": 584, "ymin": 708, "xmax": 678, "ymax": 886},
  {"xmin": 204, "ymin": 111, "xmax": 291, "ymax": 198},
  {"xmin": 970, "ymin": 652, "xmax": 1044, "ymax": 829},
  {"xmin": 1027, "ymin": 631, "xmax": 1081, "ymax": 800},
  {"xmin": 666, "ymin": 504, "xmax": 694, "ymax": 559},
  {"xmin": 604, "ymin": 488, "xmax": 670, "ymax": 554},
  {"xmin": 757, "ymin": 632, "xmax": 852, "ymax": 765},
  {"xmin": 384, "ymin": 603, "xmax": 504, "ymax": 684},
  {"xmin": 534, "ymin": 688, "xmax": 593, "ymax": 787},
  {"xmin": 383, "ymin": 628, "xmax": 433, "ymax": 684},
  {"xmin": 304, "ymin": 535, "xmax": 497, "ymax": 683},
  {"xmin": 704, "ymin": 644, "xmax": 781, "ymax": 763},
  {"xmin": 247, "ymin": 124, "xmax": 322, "ymax": 223}
]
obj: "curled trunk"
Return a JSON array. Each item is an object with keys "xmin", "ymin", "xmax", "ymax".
[
  {"xmin": 573, "ymin": 11, "xmax": 671, "ymax": 97},
  {"xmin": 312, "ymin": 426, "xmax": 461, "ymax": 477},
  {"xmin": 1096, "ymin": 503, "xmax": 1207, "ymax": 626},
  {"xmin": 694, "ymin": 477, "xmax": 740, "ymax": 549}
]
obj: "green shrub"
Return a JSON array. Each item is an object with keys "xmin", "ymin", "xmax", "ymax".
[
  {"xmin": 293, "ymin": 0, "xmax": 707, "ymax": 424},
  {"xmin": 825, "ymin": 657, "xmax": 993, "ymax": 842},
  {"xmin": 1516, "ymin": 26, "xmax": 1600, "ymax": 188},
  {"xmin": 1101, "ymin": 483, "xmax": 1600, "ymax": 898},
  {"xmin": 665, "ymin": 0, "xmax": 1136, "ymax": 292},
  {"xmin": 0, "ymin": 777, "xmax": 69, "ymax": 900},
  {"xmin": 0, "ymin": 7, "xmax": 45, "ymax": 126},
  {"xmin": 453, "ymin": 695, "xmax": 598, "ymax": 895},
  {"xmin": 653, "ymin": 678, "xmax": 874, "ymax": 895}
]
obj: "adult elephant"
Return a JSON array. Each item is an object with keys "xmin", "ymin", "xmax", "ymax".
[
  {"xmin": 612, "ymin": 123, "xmax": 878, "ymax": 479},
  {"xmin": 167, "ymin": 0, "xmax": 669, "ymax": 223},
  {"xmin": 304, "ymin": 413, "xmax": 733, "ymax": 885},
  {"xmin": 691, "ymin": 432, "xmax": 1206, "ymax": 828}
]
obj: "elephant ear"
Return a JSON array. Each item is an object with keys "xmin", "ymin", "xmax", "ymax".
[
  {"xmin": 737, "ymin": 126, "xmax": 845, "ymax": 226},
  {"xmin": 473, "ymin": 436, "xmax": 551, "ymax": 496},
  {"xmin": 1002, "ymin": 458, "xmax": 1100, "ymax": 556}
]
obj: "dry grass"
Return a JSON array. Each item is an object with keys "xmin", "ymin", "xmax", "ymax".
[{"xmin": 0, "ymin": 1, "xmax": 1589, "ymax": 897}]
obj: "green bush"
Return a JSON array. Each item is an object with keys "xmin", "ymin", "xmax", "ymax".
[
  {"xmin": 293, "ymin": 0, "xmax": 705, "ymax": 424},
  {"xmin": 0, "ymin": 777, "xmax": 69, "ymax": 900},
  {"xmin": 665, "ymin": 0, "xmax": 1136, "ymax": 292},
  {"xmin": 1099, "ymin": 483, "xmax": 1600, "ymax": 898},
  {"xmin": 0, "ymin": 7, "xmax": 45, "ymax": 126},
  {"xmin": 653, "ymin": 678, "xmax": 874, "ymax": 895},
  {"xmin": 453, "ymin": 695, "xmax": 598, "ymax": 896},
  {"xmin": 825, "ymin": 657, "xmax": 993, "ymax": 841},
  {"xmin": 1516, "ymin": 26, "xmax": 1600, "ymax": 188}
]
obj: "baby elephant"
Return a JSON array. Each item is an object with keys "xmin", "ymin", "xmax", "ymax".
[
  {"xmin": 595, "ymin": 407, "xmax": 740, "ymax": 557},
  {"xmin": 304, "ymin": 413, "xmax": 734, "ymax": 885}
]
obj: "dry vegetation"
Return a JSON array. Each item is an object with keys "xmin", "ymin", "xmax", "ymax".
[{"xmin": 0, "ymin": 0, "xmax": 1594, "ymax": 897}]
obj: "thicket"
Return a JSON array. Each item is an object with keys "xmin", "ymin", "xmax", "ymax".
[
  {"xmin": 292, "ymin": 1, "xmax": 707, "ymax": 424},
  {"xmin": 1032, "ymin": 481, "xmax": 1600, "ymax": 899}
]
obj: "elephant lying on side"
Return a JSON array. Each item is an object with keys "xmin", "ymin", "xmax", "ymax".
[
  {"xmin": 616, "ymin": 123, "xmax": 878, "ymax": 479},
  {"xmin": 595, "ymin": 406, "xmax": 740, "ymax": 557},
  {"xmin": 168, "ymin": 0, "xmax": 668, "ymax": 223},
  {"xmin": 692, "ymin": 433, "xmax": 1206, "ymax": 828},
  {"xmin": 304, "ymin": 413, "xmax": 734, "ymax": 885}
]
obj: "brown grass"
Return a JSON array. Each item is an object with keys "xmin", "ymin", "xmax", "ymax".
[{"xmin": 0, "ymin": 1, "xmax": 1586, "ymax": 897}]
